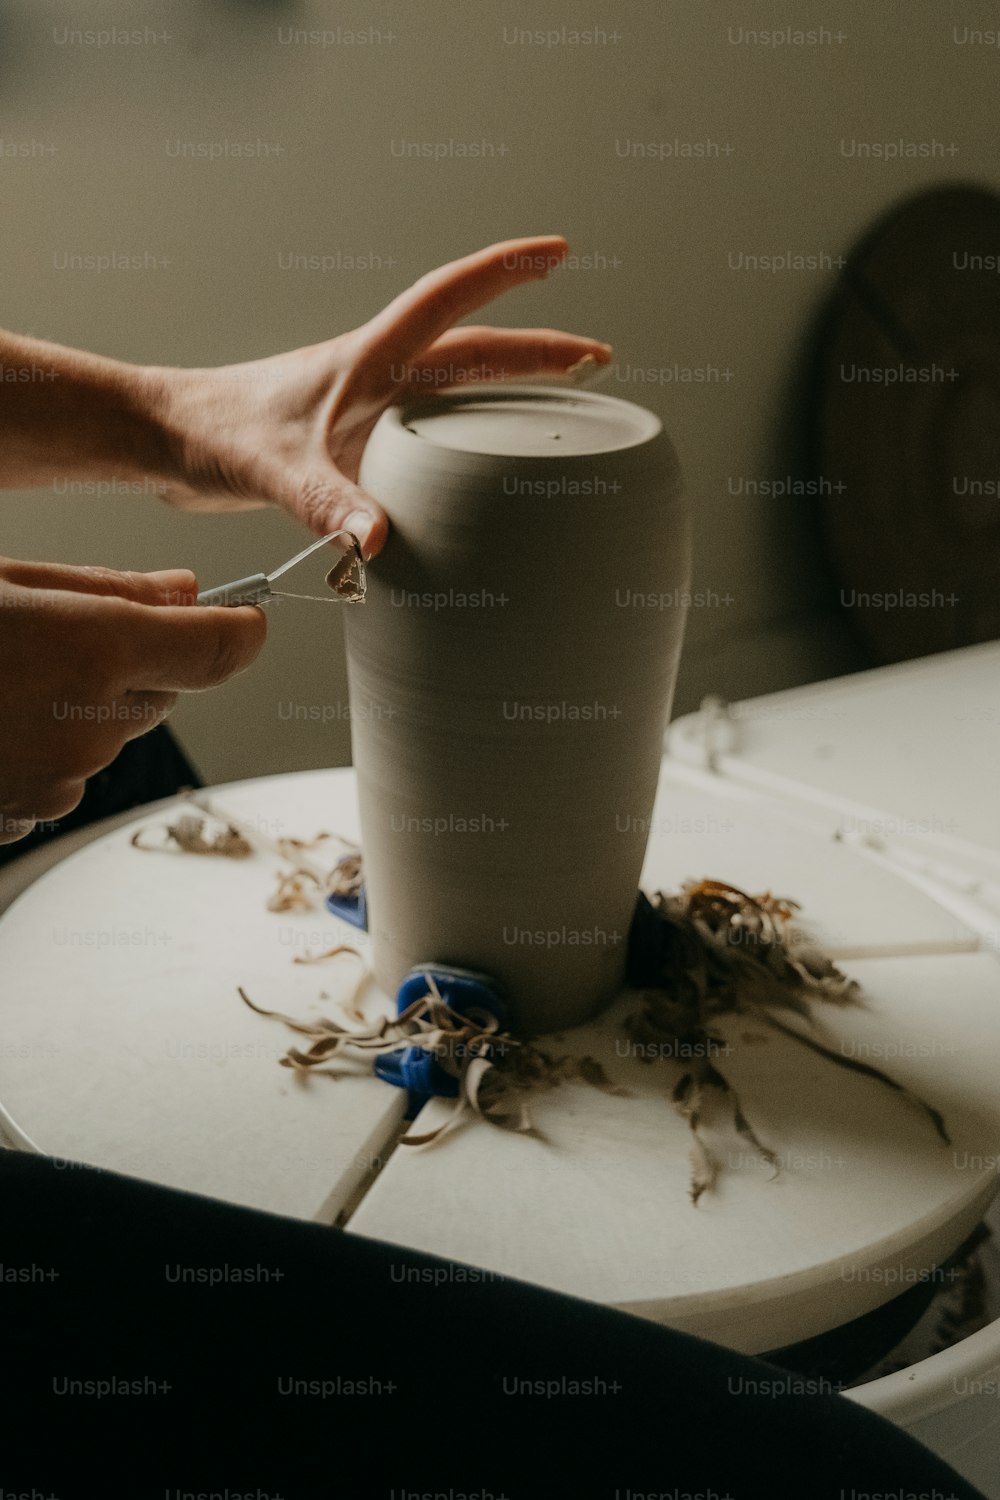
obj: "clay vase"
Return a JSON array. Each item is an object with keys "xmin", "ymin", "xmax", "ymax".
[{"xmin": 344, "ymin": 385, "xmax": 690, "ymax": 1034}]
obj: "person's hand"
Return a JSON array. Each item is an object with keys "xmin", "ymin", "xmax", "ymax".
[
  {"xmin": 0, "ymin": 558, "xmax": 265, "ymax": 843},
  {"xmin": 151, "ymin": 236, "xmax": 611, "ymax": 557}
]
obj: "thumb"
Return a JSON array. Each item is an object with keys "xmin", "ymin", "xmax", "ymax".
[{"xmin": 290, "ymin": 472, "xmax": 389, "ymax": 560}]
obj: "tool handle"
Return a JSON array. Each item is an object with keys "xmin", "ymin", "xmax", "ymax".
[{"xmin": 196, "ymin": 574, "xmax": 271, "ymax": 607}]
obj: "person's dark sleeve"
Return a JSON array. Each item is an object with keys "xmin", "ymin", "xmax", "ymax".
[{"xmin": 0, "ymin": 1150, "xmax": 988, "ymax": 1500}]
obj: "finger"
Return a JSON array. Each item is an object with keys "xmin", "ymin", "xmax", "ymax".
[
  {"xmin": 0, "ymin": 815, "xmax": 37, "ymax": 846},
  {"xmin": 92, "ymin": 598, "xmax": 268, "ymax": 693},
  {"xmin": 361, "ymin": 236, "xmax": 570, "ymax": 366},
  {"xmin": 4, "ymin": 781, "xmax": 85, "ymax": 828},
  {"xmin": 400, "ymin": 326, "xmax": 613, "ymax": 389},
  {"xmin": 1, "ymin": 560, "xmax": 198, "ymax": 607},
  {"xmin": 288, "ymin": 473, "xmax": 389, "ymax": 559},
  {"xmin": 27, "ymin": 780, "xmax": 86, "ymax": 823},
  {"xmin": 143, "ymin": 571, "xmax": 199, "ymax": 606}
]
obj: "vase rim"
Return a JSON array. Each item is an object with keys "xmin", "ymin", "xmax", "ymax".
[{"xmin": 384, "ymin": 383, "xmax": 663, "ymax": 459}]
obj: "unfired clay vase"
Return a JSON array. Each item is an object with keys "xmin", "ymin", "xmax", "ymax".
[{"xmin": 345, "ymin": 385, "xmax": 689, "ymax": 1034}]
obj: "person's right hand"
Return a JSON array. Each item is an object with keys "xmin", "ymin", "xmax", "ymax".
[{"xmin": 0, "ymin": 557, "xmax": 265, "ymax": 844}]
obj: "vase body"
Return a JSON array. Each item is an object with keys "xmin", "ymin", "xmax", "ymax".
[{"xmin": 345, "ymin": 385, "xmax": 690, "ymax": 1034}]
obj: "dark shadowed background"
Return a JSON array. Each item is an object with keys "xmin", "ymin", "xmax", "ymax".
[{"xmin": 1, "ymin": 0, "xmax": 994, "ymax": 781}]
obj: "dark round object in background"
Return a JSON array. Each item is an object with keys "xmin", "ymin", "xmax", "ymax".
[{"xmin": 814, "ymin": 184, "xmax": 1000, "ymax": 663}]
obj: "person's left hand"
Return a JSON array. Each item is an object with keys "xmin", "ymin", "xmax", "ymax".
[{"xmin": 150, "ymin": 236, "xmax": 611, "ymax": 558}]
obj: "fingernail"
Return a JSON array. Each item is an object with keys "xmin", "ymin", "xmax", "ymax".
[
  {"xmin": 148, "ymin": 568, "xmax": 198, "ymax": 604},
  {"xmin": 343, "ymin": 511, "xmax": 374, "ymax": 554},
  {"xmin": 148, "ymin": 569, "xmax": 195, "ymax": 585}
]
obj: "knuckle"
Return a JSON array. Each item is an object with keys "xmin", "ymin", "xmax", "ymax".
[
  {"xmin": 297, "ymin": 476, "xmax": 344, "ymax": 533},
  {"xmin": 78, "ymin": 565, "xmax": 119, "ymax": 596}
]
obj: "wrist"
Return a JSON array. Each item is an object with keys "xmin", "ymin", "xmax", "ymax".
[
  {"xmin": 0, "ymin": 333, "xmax": 193, "ymax": 494},
  {"xmin": 128, "ymin": 362, "xmax": 199, "ymax": 498}
]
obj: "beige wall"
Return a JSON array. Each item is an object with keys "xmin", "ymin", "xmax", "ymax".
[{"xmin": 0, "ymin": 0, "xmax": 993, "ymax": 783}]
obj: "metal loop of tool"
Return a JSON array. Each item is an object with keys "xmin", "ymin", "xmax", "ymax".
[{"xmin": 195, "ymin": 530, "xmax": 367, "ymax": 608}]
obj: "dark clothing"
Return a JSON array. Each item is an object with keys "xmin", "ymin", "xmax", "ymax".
[{"xmin": 0, "ymin": 1149, "xmax": 987, "ymax": 1500}]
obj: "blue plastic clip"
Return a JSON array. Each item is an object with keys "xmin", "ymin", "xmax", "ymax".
[
  {"xmin": 374, "ymin": 964, "xmax": 508, "ymax": 1113},
  {"xmin": 325, "ymin": 867, "xmax": 368, "ymax": 930}
]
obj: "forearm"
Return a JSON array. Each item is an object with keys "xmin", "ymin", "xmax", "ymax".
[{"xmin": 0, "ymin": 331, "xmax": 177, "ymax": 490}]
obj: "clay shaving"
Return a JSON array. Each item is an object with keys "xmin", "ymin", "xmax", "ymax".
[
  {"xmin": 132, "ymin": 803, "xmax": 949, "ymax": 1203},
  {"xmin": 131, "ymin": 796, "xmax": 359, "ymax": 913},
  {"xmin": 131, "ymin": 813, "xmax": 253, "ymax": 859},
  {"xmin": 627, "ymin": 883, "xmax": 949, "ymax": 1202},
  {"xmin": 265, "ymin": 835, "xmax": 362, "ymax": 913},
  {"xmin": 237, "ymin": 974, "xmax": 615, "ymax": 1148},
  {"xmin": 237, "ymin": 880, "xmax": 948, "ymax": 1205}
]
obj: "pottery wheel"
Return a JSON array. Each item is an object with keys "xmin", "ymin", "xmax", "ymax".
[{"xmin": 0, "ymin": 767, "xmax": 998, "ymax": 1355}]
